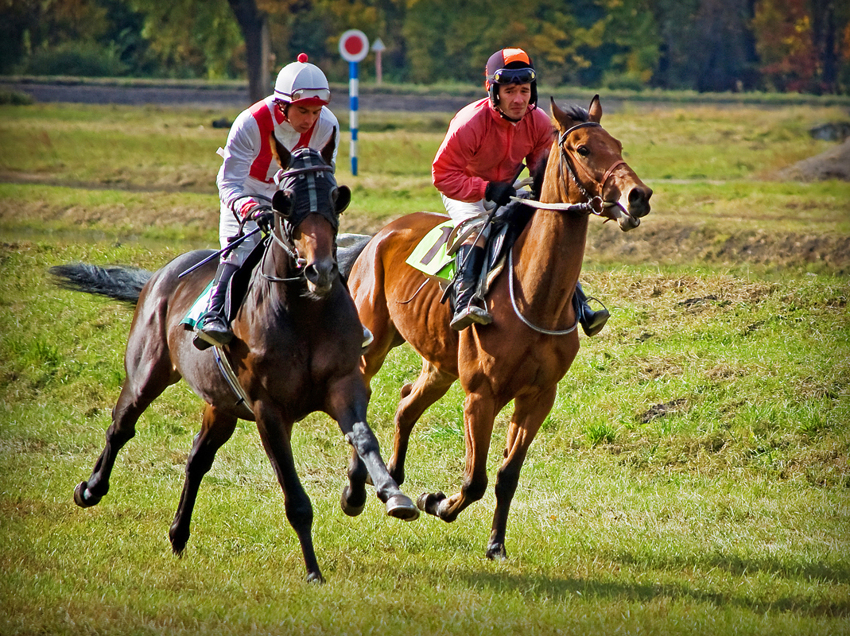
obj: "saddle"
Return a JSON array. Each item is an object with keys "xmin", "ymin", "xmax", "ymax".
[
  {"xmin": 180, "ymin": 237, "xmax": 267, "ymax": 329},
  {"xmin": 405, "ymin": 195, "xmax": 535, "ymax": 311}
]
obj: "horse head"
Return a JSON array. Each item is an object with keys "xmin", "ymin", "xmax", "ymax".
[
  {"xmin": 549, "ymin": 95, "xmax": 652, "ymax": 231},
  {"xmin": 269, "ymin": 131, "xmax": 351, "ymax": 296}
]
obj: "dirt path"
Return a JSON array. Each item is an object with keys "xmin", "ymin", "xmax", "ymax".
[{"xmin": 1, "ymin": 79, "xmax": 474, "ymax": 112}]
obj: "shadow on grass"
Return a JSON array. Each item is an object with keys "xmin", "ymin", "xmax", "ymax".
[{"xmin": 459, "ymin": 565, "xmax": 850, "ymax": 618}]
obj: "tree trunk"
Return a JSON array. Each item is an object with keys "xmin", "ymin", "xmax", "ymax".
[
  {"xmin": 813, "ymin": 0, "xmax": 838, "ymax": 93},
  {"xmin": 227, "ymin": 0, "xmax": 270, "ymax": 104}
]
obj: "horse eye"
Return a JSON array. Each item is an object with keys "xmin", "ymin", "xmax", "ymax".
[{"xmin": 577, "ymin": 146, "xmax": 590, "ymax": 157}]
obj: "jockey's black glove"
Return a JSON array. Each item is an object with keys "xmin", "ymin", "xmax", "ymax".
[
  {"xmin": 485, "ymin": 181, "xmax": 517, "ymax": 208},
  {"xmin": 251, "ymin": 208, "xmax": 274, "ymax": 233}
]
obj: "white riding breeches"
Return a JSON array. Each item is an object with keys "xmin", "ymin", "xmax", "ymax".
[
  {"xmin": 441, "ymin": 194, "xmax": 488, "ymax": 225},
  {"xmin": 218, "ymin": 203, "xmax": 262, "ymax": 267}
]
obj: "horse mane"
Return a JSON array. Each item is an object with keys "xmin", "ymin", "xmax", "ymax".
[
  {"xmin": 337, "ymin": 234, "xmax": 372, "ymax": 279},
  {"xmin": 563, "ymin": 104, "xmax": 591, "ymax": 123}
]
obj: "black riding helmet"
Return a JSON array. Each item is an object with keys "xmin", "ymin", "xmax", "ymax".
[{"xmin": 485, "ymin": 47, "xmax": 538, "ymax": 118}]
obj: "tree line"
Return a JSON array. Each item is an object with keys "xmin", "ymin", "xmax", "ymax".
[{"xmin": 1, "ymin": 0, "xmax": 848, "ymax": 99}]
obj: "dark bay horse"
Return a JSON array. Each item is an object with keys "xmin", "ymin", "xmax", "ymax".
[
  {"xmin": 52, "ymin": 137, "xmax": 418, "ymax": 583},
  {"xmin": 346, "ymin": 96, "xmax": 652, "ymax": 559}
]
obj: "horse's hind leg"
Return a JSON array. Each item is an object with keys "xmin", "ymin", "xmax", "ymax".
[
  {"xmin": 486, "ymin": 389, "xmax": 556, "ymax": 560},
  {"xmin": 388, "ymin": 360, "xmax": 455, "ymax": 484},
  {"xmin": 418, "ymin": 391, "xmax": 496, "ymax": 523},
  {"xmin": 169, "ymin": 405, "xmax": 237, "ymax": 555},
  {"xmin": 74, "ymin": 333, "xmax": 176, "ymax": 507}
]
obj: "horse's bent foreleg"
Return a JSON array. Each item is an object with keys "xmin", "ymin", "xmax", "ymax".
[
  {"xmin": 326, "ymin": 375, "xmax": 419, "ymax": 522},
  {"xmin": 486, "ymin": 389, "xmax": 555, "ymax": 560},
  {"xmin": 75, "ymin": 352, "xmax": 175, "ymax": 507},
  {"xmin": 389, "ymin": 360, "xmax": 455, "ymax": 484},
  {"xmin": 254, "ymin": 399, "xmax": 323, "ymax": 583},
  {"xmin": 169, "ymin": 405, "xmax": 237, "ymax": 555},
  {"xmin": 418, "ymin": 391, "xmax": 495, "ymax": 523}
]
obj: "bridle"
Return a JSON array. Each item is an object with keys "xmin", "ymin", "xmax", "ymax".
[
  {"xmin": 261, "ymin": 150, "xmax": 340, "ymax": 284},
  {"xmin": 558, "ymin": 122, "xmax": 626, "ymax": 217},
  {"xmin": 512, "ymin": 121, "xmax": 628, "ymax": 220},
  {"xmin": 505, "ymin": 122, "xmax": 624, "ymax": 336}
]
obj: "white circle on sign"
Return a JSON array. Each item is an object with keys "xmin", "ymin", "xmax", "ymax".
[{"xmin": 339, "ymin": 30, "xmax": 369, "ymax": 62}]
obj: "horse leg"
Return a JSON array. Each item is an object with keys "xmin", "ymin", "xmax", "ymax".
[
  {"xmin": 418, "ymin": 391, "xmax": 496, "ymax": 523},
  {"xmin": 254, "ymin": 400, "xmax": 323, "ymax": 583},
  {"xmin": 326, "ymin": 375, "xmax": 419, "ymax": 521},
  {"xmin": 169, "ymin": 405, "xmax": 237, "ymax": 555},
  {"xmin": 486, "ymin": 389, "xmax": 556, "ymax": 560},
  {"xmin": 388, "ymin": 360, "xmax": 455, "ymax": 484},
  {"xmin": 74, "ymin": 331, "xmax": 176, "ymax": 508}
]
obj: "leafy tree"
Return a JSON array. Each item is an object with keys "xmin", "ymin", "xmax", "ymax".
[{"xmin": 129, "ymin": 0, "xmax": 243, "ymax": 79}]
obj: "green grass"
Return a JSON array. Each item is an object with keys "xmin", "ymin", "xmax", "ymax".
[{"xmin": 0, "ymin": 101, "xmax": 848, "ymax": 635}]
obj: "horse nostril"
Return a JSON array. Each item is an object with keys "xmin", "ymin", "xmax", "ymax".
[
  {"xmin": 628, "ymin": 186, "xmax": 653, "ymax": 217},
  {"xmin": 629, "ymin": 187, "xmax": 650, "ymax": 204},
  {"xmin": 305, "ymin": 260, "xmax": 337, "ymax": 289}
]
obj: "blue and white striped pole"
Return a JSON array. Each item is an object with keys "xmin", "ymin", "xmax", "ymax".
[
  {"xmin": 349, "ymin": 60, "xmax": 359, "ymax": 176},
  {"xmin": 339, "ymin": 29, "xmax": 369, "ymax": 176}
]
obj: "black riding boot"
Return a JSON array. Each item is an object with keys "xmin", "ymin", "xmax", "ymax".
[
  {"xmin": 450, "ymin": 244, "xmax": 493, "ymax": 331},
  {"xmin": 193, "ymin": 261, "xmax": 239, "ymax": 350},
  {"xmin": 573, "ymin": 281, "xmax": 609, "ymax": 337}
]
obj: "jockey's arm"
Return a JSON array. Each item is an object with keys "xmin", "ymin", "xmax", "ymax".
[{"xmin": 216, "ymin": 114, "xmax": 261, "ymax": 215}]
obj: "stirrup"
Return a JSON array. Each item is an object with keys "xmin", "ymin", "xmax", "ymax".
[
  {"xmin": 450, "ymin": 301, "xmax": 492, "ymax": 331},
  {"xmin": 193, "ymin": 315, "xmax": 233, "ymax": 350},
  {"xmin": 362, "ymin": 326, "xmax": 374, "ymax": 350},
  {"xmin": 579, "ymin": 296, "xmax": 609, "ymax": 337}
]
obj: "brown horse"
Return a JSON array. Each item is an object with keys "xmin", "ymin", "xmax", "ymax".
[
  {"xmin": 346, "ymin": 96, "xmax": 652, "ymax": 559},
  {"xmin": 52, "ymin": 137, "xmax": 418, "ymax": 583}
]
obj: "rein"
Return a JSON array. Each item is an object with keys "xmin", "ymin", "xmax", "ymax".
[
  {"xmin": 503, "ymin": 120, "xmax": 626, "ymax": 336},
  {"xmin": 506, "ymin": 247, "xmax": 578, "ymax": 336}
]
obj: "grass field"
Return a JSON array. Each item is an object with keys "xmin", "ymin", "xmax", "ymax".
[{"xmin": 0, "ymin": 97, "xmax": 849, "ymax": 635}]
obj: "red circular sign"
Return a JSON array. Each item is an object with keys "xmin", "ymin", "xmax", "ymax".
[
  {"xmin": 345, "ymin": 38, "xmax": 364, "ymax": 56},
  {"xmin": 339, "ymin": 30, "xmax": 369, "ymax": 62}
]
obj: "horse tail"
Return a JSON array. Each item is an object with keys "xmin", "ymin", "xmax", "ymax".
[
  {"xmin": 337, "ymin": 234, "xmax": 372, "ymax": 279},
  {"xmin": 49, "ymin": 263, "xmax": 153, "ymax": 305}
]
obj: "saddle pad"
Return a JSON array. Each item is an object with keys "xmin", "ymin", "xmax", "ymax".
[
  {"xmin": 180, "ymin": 280, "xmax": 215, "ymax": 328},
  {"xmin": 405, "ymin": 220, "xmax": 455, "ymax": 280}
]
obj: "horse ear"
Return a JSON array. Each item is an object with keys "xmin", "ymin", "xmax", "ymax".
[
  {"xmin": 549, "ymin": 96, "xmax": 573, "ymax": 132},
  {"xmin": 321, "ymin": 127, "xmax": 337, "ymax": 166},
  {"xmin": 270, "ymin": 133, "xmax": 291, "ymax": 169},
  {"xmin": 588, "ymin": 94, "xmax": 602, "ymax": 123},
  {"xmin": 334, "ymin": 185, "xmax": 351, "ymax": 214},
  {"xmin": 272, "ymin": 190, "xmax": 292, "ymax": 217}
]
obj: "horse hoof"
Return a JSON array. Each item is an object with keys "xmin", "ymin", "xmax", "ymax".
[
  {"xmin": 416, "ymin": 491, "xmax": 446, "ymax": 516},
  {"xmin": 74, "ymin": 481, "xmax": 100, "ymax": 508},
  {"xmin": 486, "ymin": 543, "xmax": 507, "ymax": 560},
  {"xmin": 385, "ymin": 494, "xmax": 419, "ymax": 521},
  {"xmin": 306, "ymin": 571, "xmax": 325, "ymax": 585},
  {"xmin": 340, "ymin": 487, "xmax": 366, "ymax": 517}
]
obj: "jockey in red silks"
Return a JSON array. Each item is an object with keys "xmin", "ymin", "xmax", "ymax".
[
  {"xmin": 194, "ymin": 54, "xmax": 340, "ymax": 350},
  {"xmin": 432, "ymin": 47, "xmax": 609, "ymax": 335}
]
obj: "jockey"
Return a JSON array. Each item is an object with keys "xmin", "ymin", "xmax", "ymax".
[
  {"xmin": 432, "ymin": 47, "xmax": 609, "ymax": 335},
  {"xmin": 194, "ymin": 54, "xmax": 340, "ymax": 350}
]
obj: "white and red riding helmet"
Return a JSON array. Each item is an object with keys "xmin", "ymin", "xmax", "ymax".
[{"xmin": 273, "ymin": 53, "xmax": 331, "ymax": 107}]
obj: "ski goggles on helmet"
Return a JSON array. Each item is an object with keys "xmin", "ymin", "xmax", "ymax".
[
  {"xmin": 490, "ymin": 67, "xmax": 536, "ymax": 85},
  {"xmin": 277, "ymin": 87, "xmax": 331, "ymax": 104}
]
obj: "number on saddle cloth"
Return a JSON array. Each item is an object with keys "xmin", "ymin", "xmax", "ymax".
[{"xmin": 405, "ymin": 220, "xmax": 456, "ymax": 280}]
